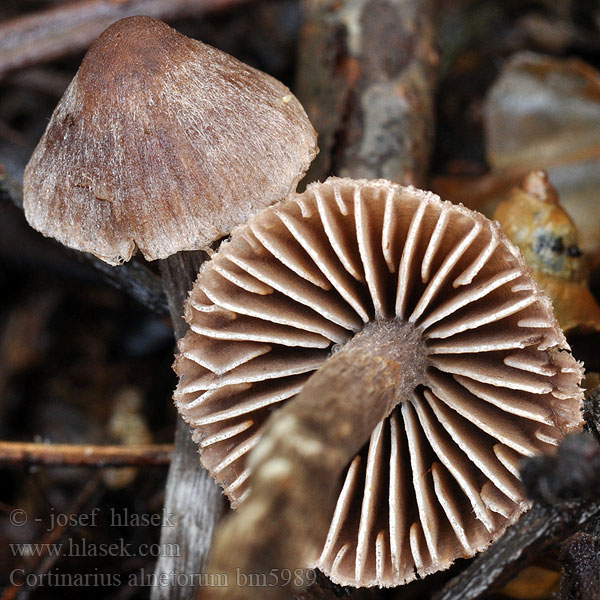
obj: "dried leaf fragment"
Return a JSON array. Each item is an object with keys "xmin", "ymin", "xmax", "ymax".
[{"xmin": 493, "ymin": 171, "xmax": 600, "ymax": 333}]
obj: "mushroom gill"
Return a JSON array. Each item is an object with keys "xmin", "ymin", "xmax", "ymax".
[{"xmin": 174, "ymin": 177, "xmax": 583, "ymax": 587}]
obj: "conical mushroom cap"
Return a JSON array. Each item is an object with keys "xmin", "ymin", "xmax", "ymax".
[
  {"xmin": 174, "ymin": 177, "xmax": 584, "ymax": 587},
  {"xmin": 23, "ymin": 16, "xmax": 317, "ymax": 265}
]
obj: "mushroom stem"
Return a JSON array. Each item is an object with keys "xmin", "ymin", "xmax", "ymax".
[
  {"xmin": 154, "ymin": 254, "xmax": 225, "ymax": 599},
  {"xmin": 203, "ymin": 319, "xmax": 427, "ymax": 600}
]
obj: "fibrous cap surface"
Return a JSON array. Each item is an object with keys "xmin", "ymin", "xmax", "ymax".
[{"xmin": 24, "ymin": 16, "xmax": 318, "ymax": 264}]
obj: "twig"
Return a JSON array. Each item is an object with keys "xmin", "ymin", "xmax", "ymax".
[
  {"xmin": 84, "ymin": 253, "xmax": 169, "ymax": 316},
  {"xmin": 0, "ymin": 440, "xmax": 173, "ymax": 467},
  {"xmin": 434, "ymin": 424, "xmax": 600, "ymax": 600},
  {"xmin": 0, "ymin": 167, "xmax": 169, "ymax": 316},
  {"xmin": 0, "ymin": 0, "xmax": 252, "ymax": 79},
  {"xmin": 432, "ymin": 500, "xmax": 600, "ymax": 600},
  {"xmin": 296, "ymin": 0, "xmax": 438, "ymax": 187},
  {"xmin": 0, "ymin": 165, "xmax": 25, "ymax": 209},
  {"xmin": 4, "ymin": 67, "xmax": 73, "ymax": 97}
]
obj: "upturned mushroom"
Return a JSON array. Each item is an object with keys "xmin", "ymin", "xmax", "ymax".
[
  {"xmin": 23, "ymin": 15, "xmax": 317, "ymax": 265},
  {"xmin": 174, "ymin": 177, "xmax": 584, "ymax": 596}
]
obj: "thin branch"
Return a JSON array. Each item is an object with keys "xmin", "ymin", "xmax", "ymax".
[
  {"xmin": 433, "ymin": 499, "xmax": 600, "ymax": 600},
  {"xmin": 0, "ymin": 0, "xmax": 252, "ymax": 79},
  {"xmin": 0, "ymin": 440, "xmax": 173, "ymax": 467},
  {"xmin": 84, "ymin": 252, "xmax": 169, "ymax": 316},
  {"xmin": 434, "ymin": 425, "xmax": 600, "ymax": 600}
]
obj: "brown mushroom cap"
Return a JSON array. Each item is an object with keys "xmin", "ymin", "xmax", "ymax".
[
  {"xmin": 23, "ymin": 16, "xmax": 317, "ymax": 265},
  {"xmin": 174, "ymin": 177, "xmax": 583, "ymax": 587}
]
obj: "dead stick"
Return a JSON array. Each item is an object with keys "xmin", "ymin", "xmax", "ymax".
[
  {"xmin": 0, "ymin": 440, "xmax": 173, "ymax": 466},
  {"xmin": 0, "ymin": 0, "xmax": 252, "ymax": 79},
  {"xmin": 434, "ymin": 402, "xmax": 600, "ymax": 600},
  {"xmin": 433, "ymin": 500, "xmax": 600, "ymax": 600},
  {"xmin": 296, "ymin": 0, "xmax": 438, "ymax": 188}
]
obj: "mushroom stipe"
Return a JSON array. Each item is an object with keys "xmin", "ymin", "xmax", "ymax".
[{"xmin": 175, "ymin": 177, "xmax": 584, "ymax": 591}]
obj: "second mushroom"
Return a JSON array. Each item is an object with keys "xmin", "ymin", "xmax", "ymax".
[{"xmin": 175, "ymin": 177, "xmax": 583, "ymax": 592}]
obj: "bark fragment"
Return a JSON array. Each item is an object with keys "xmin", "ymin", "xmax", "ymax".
[{"xmin": 296, "ymin": 0, "xmax": 438, "ymax": 187}]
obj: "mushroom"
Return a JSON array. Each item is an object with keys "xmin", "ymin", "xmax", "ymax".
[
  {"xmin": 174, "ymin": 177, "xmax": 584, "ymax": 594},
  {"xmin": 23, "ymin": 15, "xmax": 317, "ymax": 265},
  {"xmin": 20, "ymin": 14, "xmax": 317, "ymax": 592}
]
